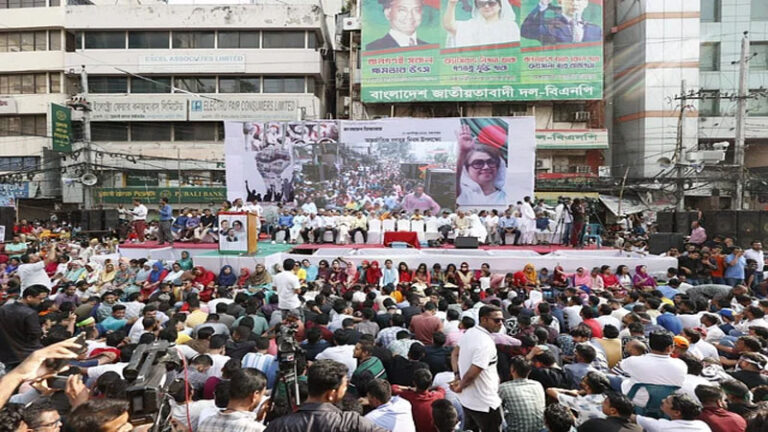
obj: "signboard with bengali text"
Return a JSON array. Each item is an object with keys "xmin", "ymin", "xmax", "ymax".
[{"xmin": 94, "ymin": 187, "xmax": 226, "ymax": 204}]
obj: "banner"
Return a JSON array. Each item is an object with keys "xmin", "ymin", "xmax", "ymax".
[
  {"xmin": 360, "ymin": 0, "xmax": 603, "ymax": 102},
  {"xmin": 94, "ymin": 187, "xmax": 226, "ymax": 204},
  {"xmin": 224, "ymin": 117, "xmax": 535, "ymax": 210},
  {"xmin": 89, "ymin": 96, "xmax": 187, "ymax": 121},
  {"xmin": 51, "ymin": 103, "xmax": 72, "ymax": 152}
]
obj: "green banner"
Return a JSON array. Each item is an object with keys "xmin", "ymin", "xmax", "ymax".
[
  {"xmin": 361, "ymin": 0, "xmax": 603, "ymax": 102},
  {"xmin": 51, "ymin": 103, "xmax": 72, "ymax": 152},
  {"xmin": 95, "ymin": 187, "xmax": 226, "ymax": 204}
]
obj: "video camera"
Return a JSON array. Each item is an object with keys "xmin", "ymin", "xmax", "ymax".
[
  {"xmin": 276, "ymin": 322, "xmax": 305, "ymax": 409},
  {"xmin": 123, "ymin": 340, "xmax": 182, "ymax": 429}
]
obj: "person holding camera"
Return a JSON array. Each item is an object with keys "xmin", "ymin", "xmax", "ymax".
[{"xmin": 570, "ymin": 198, "xmax": 586, "ymax": 248}]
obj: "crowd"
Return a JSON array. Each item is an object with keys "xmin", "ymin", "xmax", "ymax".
[{"xmin": 0, "ymin": 210, "xmax": 767, "ymax": 432}]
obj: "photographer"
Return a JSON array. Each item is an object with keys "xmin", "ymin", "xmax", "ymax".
[{"xmin": 570, "ymin": 199, "xmax": 586, "ymax": 248}]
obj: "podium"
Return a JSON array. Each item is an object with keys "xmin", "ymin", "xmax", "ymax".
[{"xmin": 218, "ymin": 212, "xmax": 259, "ymax": 255}]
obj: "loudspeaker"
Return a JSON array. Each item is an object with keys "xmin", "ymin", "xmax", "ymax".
[
  {"xmin": 739, "ymin": 211, "xmax": 761, "ymax": 245},
  {"xmin": 455, "ymin": 236, "xmax": 478, "ymax": 249},
  {"xmin": 656, "ymin": 212, "xmax": 674, "ymax": 233},
  {"xmin": 425, "ymin": 169, "xmax": 456, "ymax": 212},
  {"xmin": 675, "ymin": 211, "xmax": 699, "ymax": 235},
  {"xmin": 103, "ymin": 209, "xmax": 119, "ymax": 230},
  {"xmin": 0, "ymin": 207, "xmax": 15, "ymax": 241},
  {"xmin": 649, "ymin": 232, "xmax": 684, "ymax": 255},
  {"xmin": 703, "ymin": 210, "xmax": 738, "ymax": 239}
]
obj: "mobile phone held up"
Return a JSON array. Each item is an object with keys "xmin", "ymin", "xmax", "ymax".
[{"xmin": 44, "ymin": 332, "xmax": 87, "ymax": 372}]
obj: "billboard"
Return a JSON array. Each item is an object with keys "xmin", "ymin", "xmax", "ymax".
[
  {"xmin": 224, "ymin": 117, "xmax": 535, "ymax": 210},
  {"xmin": 360, "ymin": 0, "xmax": 603, "ymax": 102}
]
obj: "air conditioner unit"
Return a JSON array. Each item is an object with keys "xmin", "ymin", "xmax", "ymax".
[
  {"xmin": 686, "ymin": 150, "xmax": 726, "ymax": 163},
  {"xmin": 572, "ymin": 111, "xmax": 591, "ymax": 122},
  {"xmin": 511, "ymin": 111, "xmax": 528, "ymax": 117},
  {"xmin": 536, "ymin": 159, "xmax": 552, "ymax": 170},
  {"xmin": 343, "ymin": 17, "xmax": 361, "ymax": 31}
]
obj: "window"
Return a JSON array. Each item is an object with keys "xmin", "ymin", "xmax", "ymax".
[
  {"xmin": 0, "ymin": 75, "xmax": 22, "ymax": 94},
  {"xmin": 84, "ymin": 32, "xmax": 125, "ymax": 49},
  {"xmin": 219, "ymin": 76, "xmax": 260, "ymax": 93},
  {"xmin": 0, "ymin": 115, "xmax": 44, "ymax": 137},
  {"xmin": 49, "ymin": 73, "xmax": 60, "ymax": 93},
  {"xmin": 217, "ymin": 31, "xmax": 259, "ymax": 48},
  {"xmin": 174, "ymin": 122, "xmax": 216, "ymax": 141},
  {"xmin": 0, "ymin": 0, "xmax": 46, "ymax": 7},
  {"xmin": 754, "ymin": 42, "xmax": 768, "ymax": 70},
  {"xmin": 748, "ymin": 92, "xmax": 768, "ymax": 116},
  {"xmin": 263, "ymin": 77, "xmax": 304, "ymax": 93},
  {"xmin": 49, "ymin": 30, "xmax": 60, "ymax": 51},
  {"xmin": 175, "ymin": 76, "xmax": 216, "ymax": 93},
  {"xmin": 701, "ymin": 0, "xmax": 720, "ymax": 22},
  {"xmin": 20, "ymin": 32, "xmax": 34, "ymax": 51},
  {"xmin": 131, "ymin": 122, "xmax": 171, "ymax": 141},
  {"xmin": 91, "ymin": 122, "xmax": 128, "ymax": 141},
  {"xmin": 262, "ymin": 31, "xmax": 305, "ymax": 48},
  {"xmin": 88, "ymin": 76, "xmax": 128, "ymax": 93},
  {"xmin": 553, "ymin": 103, "xmax": 586, "ymax": 122},
  {"xmin": 492, "ymin": 104, "xmax": 528, "ymax": 116},
  {"xmin": 307, "ymin": 77, "xmax": 315, "ymax": 94},
  {"xmin": 0, "ymin": 157, "xmax": 39, "ymax": 171},
  {"xmin": 172, "ymin": 31, "xmax": 214, "ymax": 49},
  {"xmin": 308, "ymin": 32, "xmax": 319, "ymax": 49},
  {"xmin": 34, "ymin": 73, "xmax": 46, "ymax": 93},
  {"xmin": 753, "ymin": 0, "xmax": 768, "ymax": 20},
  {"xmin": 700, "ymin": 42, "xmax": 720, "ymax": 71},
  {"xmin": 34, "ymin": 31, "xmax": 46, "ymax": 50},
  {"xmin": 131, "ymin": 76, "xmax": 171, "ymax": 93},
  {"xmin": 698, "ymin": 90, "xmax": 720, "ymax": 116},
  {"xmin": 128, "ymin": 31, "xmax": 169, "ymax": 49},
  {"xmin": 21, "ymin": 74, "xmax": 34, "ymax": 94}
]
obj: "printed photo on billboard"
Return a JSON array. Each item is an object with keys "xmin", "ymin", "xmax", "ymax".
[
  {"xmin": 360, "ymin": 0, "xmax": 603, "ymax": 102},
  {"xmin": 218, "ymin": 214, "xmax": 249, "ymax": 253}
]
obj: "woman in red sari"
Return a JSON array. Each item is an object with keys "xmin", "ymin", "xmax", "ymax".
[
  {"xmin": 193, "ymin": 266, "xmax": 216, "ymax": 302},
  {"xmin": 365, "ymin": 260, "xmax": 383, "ymax": 286}
]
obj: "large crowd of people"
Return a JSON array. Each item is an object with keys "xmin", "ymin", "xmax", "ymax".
[{"xmin": 0, "ymin": 210, "xmax": 766, "ymax": 432}]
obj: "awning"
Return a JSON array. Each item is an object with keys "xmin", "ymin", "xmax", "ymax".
[
  {"xmin": 536, "ymin": 129, "xmax": 608, "ymax": 149},
  {"xmin": 599, "ymin": 194, "xmax": 648, "ymax": 216}
]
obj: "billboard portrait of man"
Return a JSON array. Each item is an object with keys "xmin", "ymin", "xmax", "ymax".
[
  {"xmin": 366, "ymin": 0, "xmax": 430, "ymax": 50},
  {"xmin": 521, "ymin": 0, "xmax": 602, "ymax": 45}
]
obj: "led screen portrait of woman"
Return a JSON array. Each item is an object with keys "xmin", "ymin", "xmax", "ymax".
[{"xmin": 456, "ymin": 120, "xmax": 509, "ymax": 206}]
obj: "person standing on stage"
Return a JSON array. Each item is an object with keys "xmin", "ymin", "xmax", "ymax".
[
  {"xmin": 570, "ymin": 198, "xmax": 586, "ymax": 248},
  {"xmin": 130, "ymin": 198, "xmax": 148, "ymax": 243},
  {"xmin": 157, "ymin": 197, "xmax": 174, "ymax": 246},
  {"xmin": 519, "ymin": 196, "xmax": 536, "ymax": 245}
]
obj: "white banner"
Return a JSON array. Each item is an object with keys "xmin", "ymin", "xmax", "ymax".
[
  {"xmin": 89, "ymin": 96, "xmax": 187, "ymax": 121},
  {"xmin": 189, "ymin": 97, "xmax": 300, "ymax": 122}
]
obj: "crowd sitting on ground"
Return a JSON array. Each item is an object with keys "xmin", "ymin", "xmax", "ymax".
[{"xmin": 2, "ymin": 221, "xmax": 768, "ymax": 432}]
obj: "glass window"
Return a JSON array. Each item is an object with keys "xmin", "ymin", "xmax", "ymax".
[
  {"xmin": 0, "ymin": 76, "xmax": 7, "ymax": 94},
  {"xmin": 698, "ymin": 90, "xmax": 720, "ymax": 116},
  {"xmin": 263, "ymin": 77, "xmax": 305, "ymax": 93},
  {"xmin": 7, "ymin": 32, "xmax": 20, "ymax": 52},
  {"xmin": 172, "ymin": 31, "xmax": 214, "ymax": 49},
  {"xmin": 91, "ymin": 122, "xmax": 128, "ymax": 141},
  {"xmin": 219, "ymin": 76, "xmax": 260, "ymax": 93},
  {"xmin": 20, "ymin": 115, "xmax": 37, "ymax": 136},
  {"xmin": 753, "ymin": 0, "xmax": 768, "ymax": 20},
  {"xmin": 748, "ymin": 92, "xmax": 768, "ymax": 116},
  {"xmin": 700, "ymin": 43, "xmax": 720, "ymax": 71},
  {"xmin": 262, "ymin": 31, "xmax": 305, "ymax": 48},
  {"xmin": 174, "ymin": 122, "xmax": 216, "ymax": 141},
  {"xmin": 21, "ymin": 74, "xmax": 34, "ymax": 94},
  {"xmin": 131, "ymin": 76, "xmax": 171, "ymax": 93},
  {"xmin": 84, "ymin": 31, "xmax": 125, "ymax": 49},
  {"xmin": 553, "ymin": 103, "xmax": 586, "ymax": 122},
  {"xmin": 753, "ymin": 42, "xmax": 768, "ymax": 70},
  {"xmin": 128, "ymin": 31, "xmax": 169, "ymax": 49},
  {"xmin": 307, "ymin": 77, "xmax": 315, "ymax": 94},
  {"xmin": 701, "ymin": 0, "xmax": 720, "ymax": 22},
  {"xmin": 49, "ymin": 0, "xmax": 59, "ymax": 5},
  {"xmin": 175, "ymin": 77, "xmax": 216, "ymax": 93},
  {"xmin": 49, "ymin": 73, "xmax": 60, "ymax": 93},
  {"xmin": 8, "ymin": 75, "xmax": 21, "ymax": 94},
  {"xmin": 0, "ymin": 157, "xmax": 38, "ymax": 170},
  {"xmin": 308, "ymin": 32, "xmax": 319, "ymax": 49},
  {"xmin": 131, "ymin": 122, "xmax": 171, "ymax": 141},
  {"xmin": 74, "ymin": 31, "xmax": 82, "ymax": 50},
  {"xmin": 49, "ymin": 30, "xmax": 61, "ymax": 51},
  {"xmin": 34, "ymin": 31, "xmax": 46, "ymax": 50},
  {"xmin": 88, "ymin": 76, "xmax": 128, "ymax": 93},
  {"xmin": 34, "ymin": 73, "xmax": 46, "ymax": 93},
  {"xmin": 218, "ymin": 31, "xmax": 259, "ymax": 48},
  {"xmin": 0, "ymin": 34, "xmax": 7, "ymax": 52},
  {"xmin": 20, "ymin": 32, "xmax": 34, "ymax": 51}
]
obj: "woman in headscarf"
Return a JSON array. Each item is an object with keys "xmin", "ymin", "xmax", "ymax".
[
  {"xmin": 133, "ymin": 261, "xmax": 152, "ymax": 290},
  {"xmin": 316, "ymin": 260, "xmax": 331, "ymax": 283},
  {"xmin": 112, "ymin": 261, "xmax": 136, "ymax": 291},
  {"xmin": 513, "ymin": 264, "xmax": 538, "ymax": 289},
  {"xmin": 551, "ymin": 265, "xmax": 570, "ymax": 289},
  {"xmin": 97, "ymin": 262, "xmax": 117, "ymax": 289},
  {"xmin": 328, "ymin": 260, "xmax": 347, "ymax": 286},
  {"xmin": 365, "ymin": 260, "xmax": 383, "ymax": 286},
  {"xmin": 237, "ymin": 268, "xmax": 250, "ymax": 287},
  {"xmin": 64, "ymin": 260, "xmax": 86, "ymax": 283},
  {"xmin": 84, "ymin": 262, "xmax": 102, "ymax": 285},
  {"xmin": 412, "ymin": 263, "xmax": 431, "ymax": 286},
  {"xmin": 142, "ymin": 262, "xmax": 168, "ymax": 297},
  {"xmin": 163, "ymin": 262, "xmax": 185, "ymax": 285},
  {"xmin": 632, "ymin": 265, "xmax": 657, "ymax": 290},
  {"xmin": 217, "ymin": 265, "xmax": 237, "ymax": 288},
  {"xmin": 247, "ymin": 263, "xmax": 272, "ymax": 288},
  {"xmin": 177, "ymin": 251, "xmax": 194, "ymax": 271},
  {"xmin": 193, "ymin": 266, "xmax": 217, "ymax": 302},
  {"xmin": 397, "ymin": 262, "xmax": 413, "ymax": 284}
]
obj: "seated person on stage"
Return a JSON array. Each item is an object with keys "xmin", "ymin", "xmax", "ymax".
[
  {"xmin": 498, "ymin": 209, "xmax": 520, "ymax": 245},
  {"xmin": 436, "ymin": 211, "xmax": 454, "ymax": 243},
  {"xmin": 349, "ymin": 210, "xmax": 368, "ymax": 244},
  {"xmin": 454, "ymin": 211, "xmax": 471, "ymax": 237}
]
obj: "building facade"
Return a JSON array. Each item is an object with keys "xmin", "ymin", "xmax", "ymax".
[
  {"xmin": 608, "ymin": 0, "xmax": 768, "ymax": 210},
  {"xmin": 0, "ymin": 0, "xmax": 332, "ymax": 213}
]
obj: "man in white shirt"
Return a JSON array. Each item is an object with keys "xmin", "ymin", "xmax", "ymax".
[
  {"xmin": 636, "ymin": 393, "xmax": 711, "ymax": 432},
  {"xmin": 436, "ymin": 211, "xmax": 454, "ymax": 242},
  {"xmin": 744, "ymin": 240, "xmax": 765, "ymax": 285},
  {"xmin": 519, "ymin": 196, "xmax": 537, "ymax": 245},
  {"xmin": 315, "ymin": 329, "xmax": 357, "ymax": 378},
  {"xmin": 450, "ymin": 305, "xmax": 504, "ymax": 432},
  {"xmin": 364, "ymin": 378, "xmax": 416, "ymax": 432},
  {"xmin": 274, "ymin": 258, "xmax": 302, "ymax": 319},
  {"xmin": 700, "ymin": 313, "xmax": 726, "ymax": 344},
  {"xmin": 315, "ymin": 210, "xmax": 339, "ymax": 244},
  {"xmin": 130, "ymin": 198, "xmax": 148, "ymax": 242},
  {"xmin": 618, "ymin": 331, "xmax": 687, "ymax": 408},
  {"xmin": 206, "ymin": 335, "xmax": 232, "ymax": 378},
  {"xmin": 18, "ymin": 244, "xmax": 56, "ymax": 290}
]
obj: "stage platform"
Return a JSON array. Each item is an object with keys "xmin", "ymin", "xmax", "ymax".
[{"xmin": 291, "ymin": 243, "xmax": 594, "ymax": 254}]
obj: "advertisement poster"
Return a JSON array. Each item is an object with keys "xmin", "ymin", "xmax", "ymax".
[
  {"xmin": 360, "ymin": 0, "xmax": 603, "ymax": 102},
  {"xmin": 225, "ymin": 117, "xmax": 535, "ymax": 210}
]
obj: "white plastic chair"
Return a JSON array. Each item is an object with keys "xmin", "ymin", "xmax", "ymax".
[
  {"xmin": 397, "ymin": 219, "xmax": 411, "ymax": 232},
  {"xmin": 411, "ymin": 220, "xmax": 425, "ymax": 242},
  {"xmin": 368, "ymin": 219, "xmax": 382, "ymax": 244},
  {"xmin": 382, "ymin": 219, "xmax": 395, "ymax": 233},
  {"xmin": 425, "ymin": 219, "xmax": 439, "ymax": 241}
]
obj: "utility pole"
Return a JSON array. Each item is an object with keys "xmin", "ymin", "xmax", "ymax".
[
  {"xmin": 733, "ymin": 32, "xmax": 750, "ymax": 210},
  {"xmin": 675, "ymin": 79, "xmax": 687, "ymax": 211},
  {"xmin": 80, "ymin": 65, "xmax": 93, "ymax": 209}
]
